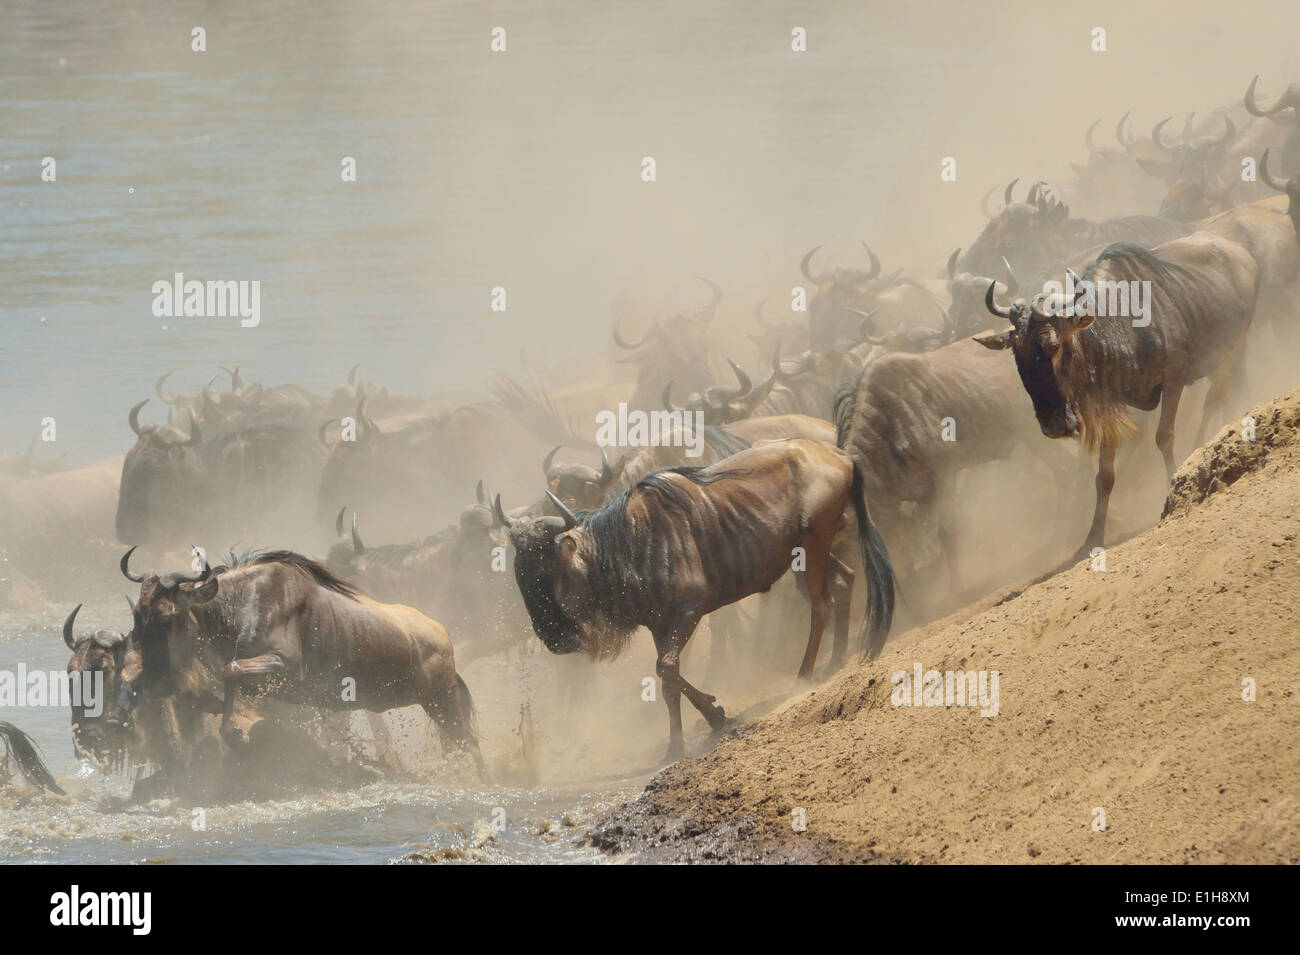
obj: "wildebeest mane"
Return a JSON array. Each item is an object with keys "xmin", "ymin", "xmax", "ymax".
[
  {"xmin": 1064, "ymin": 242, "xmax": 1198, "ymax": 451},
  {"xmin": 701, "ymin": 424, "xmax": 751, "ymax": 458},
  {"xmin": 229, "ymin": 549, "xmax": 361, "ymax": 598}
]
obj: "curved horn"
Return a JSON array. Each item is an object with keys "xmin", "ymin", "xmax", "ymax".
[
  {"xmin": 476, "ymin": 479, "xmax": 486, "ymax": 505},
  {"xmin": 128, "ymin": 399, "xmax": 148, "ymax": 437},
  {"xmin": 980, "ymin": 185, "xmax": 998, "ymax": 220},
  {"xmin": 545, "ymin": 491, "xmax": 578, "ymax": 531},
  {"xmin": 1085, "ymin": 118, "xmax": 1100, "ymax": 153},
  {"xmin": 318, "ymin": 419, "xmax": 335, "ymax": 449},
  {"xmin": 693, "ymin": 275, "xmax": 723, "ymax": 321},
  {"xmin": 1115, "ymin": 111, "xmax": 1135, "ymax": 148},
  {"xmin": 752, "ymin": 297, "xmax": 776, "ymax": 329},
  {"xmin": 1003, "ymin": 177, "xmax": 1019, "ymax": 207},
  {"xmin": 985, "ymin": 281, "xmax": 1018, "ymax": 321},
  {"xmin": 350, "ymin": 514, "xmax": 364, "ymax": 555},
  {"xmin": 846, "ymin": 308, "xmax": 887, "ymax": 345},
  {"xmin": 63, "ymin": 604, "xmax": 81, "ymax": 651},
  {"xmin": 1260, "ymin": 148, "xmax": 1289, "ymax": 192},
  {"xmin": 120, "ymin": 546, "xmax": 145, "ymax": 583},
  {"xmin": 612, "ymin": 322, "xmax": 656, "ymax": 350},
  {"xmin": 771, "ymin": 344, "xmax": 818, "ymax": 382},
  {"xmin": 1244, "ymin": 74, "xmax": 1282, "ymax": 118},
  {"xmin": 203, "ymin": 374, "xmax": 221, "ymax": 409},
  {"xmin": 1000, "ymin": 256, "xmax": 1019, "ymax": 297},
  {"xmin": 599, "ymin": 448, "xmax": 613, "ymax": 484},
  {"xmin": 937, "ymin": 303, "xmax": 955, "ymax": 338},
  {"xmin": 491, "ymin": 494, "xmax": 512, "ymax": 530},
  {"xmin": 720, "ymin": 358, "xmax": 752, "ymax": 400},
  {"xmin": 947, "ymin": 248, "xmax": 961, "ymax": 280},
  {"xmin": 861, "ymin": 243, "xmax": 881, "ymax": 280},
  {"xmin": 164, "ymin": 546, "xmax": 211, "ymax": 585},
  {"xmin": 542, "ymin": 445, "xmax": 561, "ymax": 478},
  {"xmin": 1152, "ymin": 116, "xmax": 1176, "ymax": 151},
  {"xmin": 800, "ymin": 246, "xmax": 827, "ymax": 284},
  {"xmin": 1215, "ymin": 113, "xmax": 1235, "ymax": 148},
  {"xmin": 335, "ymin": 505, "xmax": 347, "ymax": 539},
  {"xmin": 155, "ymin": 371, "xmax": 180, "ymax": 405},
  {"xmin": 1026, "ymin": 180, "xmax": 1042, "ymax": 206},
  {"xmin": 183, "ymin": 409, "xmax": 201, "ymax": 446}
]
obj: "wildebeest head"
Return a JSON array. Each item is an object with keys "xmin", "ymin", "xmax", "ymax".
[
  {"xmin": 662, "ymin": 357, "xmax": 771, "ymax": 425},
  {"xmin": 960, "ymin": 179, "xmax": 1071, "ymax": 279},
  {"xmin": 62, "ymin": 603, "xmax": 138, "ymax": 770},
  {"xmin": 543, "ymin": 446, "xmax": 618, "ymax": 512},
  {"xmin": 747, "ymin": 297, "xmax": 809, "ymax": 365},
  {"xmin": 116, "ymin": 400, "xmax": 205, "ymax": 545},
  {"xmin": 801, "ymin": 243, "xmax": 903, "ymax": 352},
  {"xmin": 1156, "ymin": 170, "xmax": 1236, "ymax": 221},
  {"xmin": 973, "ymin": 276, "xmax": 1095, "ymax": 440},
  {"xmin": 120, "ymin": 546, "xmax": 218, "ymax": 699},
  {"xmin": 494, "ymin": 493, "xmax": 605, "ymax": 656},
  {"xmin": 612, "ymin": 277, "xmax": 723, "ymax": 410},
  {"xmin": 1260, "ymin": 147, "xmax": 1300, "ymax": 216},
  {"xmin": 946, "ymin": 248, "xmax": 1019, "ymax": 335},
  {"xmin": 1245, "ymin": 75, "xmax": 1300, "ymax": 124},
  {"xmin": 1147, "ymin": 112, "xmax": 1236, "ymax": 178}
]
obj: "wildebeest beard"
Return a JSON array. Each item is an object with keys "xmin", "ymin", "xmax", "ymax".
[
  {"xmin": 511, "ymin": 467, "xmax": 751, "ymax": 660},
  {"xmin": 510, "ymin": 520, "xmax": 631, "ymax": 660}
]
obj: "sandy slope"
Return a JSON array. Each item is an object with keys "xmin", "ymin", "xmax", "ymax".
[{"xmin": 588, "ymin": 390, "xmax": 1300, "ymax": 863}]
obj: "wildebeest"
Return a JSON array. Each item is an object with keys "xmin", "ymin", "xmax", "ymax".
[
  {"xmin": 117, "ymin": 399, "xmax": 323, "ymax": 547},
  {"xmin": 495, "ymin": 438, "xmax": 895, "ymax": 759},
  {"xmin": 327, "ymin": 492, "xmax": 530, "ymax": 664},
  {"xmin": 960, "ymin": 179, "xmax": 1190, "ymax": 284},
  {"xmin": 977, "ymin": 233, "xmax": 1260, "ymax": 558},
  {"xmin": 834, "ymin": 331, "xmax": 1085, "ymax": 596},
  {"xmin": 1245, "ymin": 75, "xmax": 1300, "ymax": 176},
  {"xmin": 801, "ymin": 244, "xmax": 925, "ymax": 352},
  {"xmin": 611, "ymin": 276, "xmax": 726, "ymax": 411},
  {"xmin": 122, "ymin": 547, "xmax": 485, "ymax": 775},
  {"xmin": 64, "ymin": 602, "xmax": 386, "ymax": 801}
]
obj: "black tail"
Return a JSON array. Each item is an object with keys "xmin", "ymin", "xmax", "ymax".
[
  {"xmin": 455, "ymin": 674, "xmax": 479, "ymax": 741},
  {"xmin": 0, "ymin": 722, "xmax": 65, "ymax": 795},
  {"xmin": 849, "ymin": 460, "xmax": 895, "ymax": 660}
]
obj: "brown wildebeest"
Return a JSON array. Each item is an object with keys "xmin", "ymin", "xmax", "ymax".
[
  {"xmin": 496, "ymin": 438, "xmax": 895, "ymax": 759},
  {"xmin": 64, "ymin": 603, "xmax": 389, "ymax": 801},
  {"xmin": 976, "ymin": 233, "xmax": 1260, "ymax": 559},
  {"xmin": 121, "ymin": 547, "xmax": 485, "ymax": 776},
  {"xmin": 62, "ymin": 602, "xmax": 233, "ymax": 800},
  {"xmin": 834, "ymin": 333, "xmax": 1085, "ymax": 595}
]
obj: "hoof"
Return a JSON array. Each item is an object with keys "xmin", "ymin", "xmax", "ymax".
[
  {"xmin": 662, "ymin": 743, "xmax": 686, "ymax": 763},
  {"xmin": 705, "ymin": 704, "xmax": 727, "ymax": 731}
]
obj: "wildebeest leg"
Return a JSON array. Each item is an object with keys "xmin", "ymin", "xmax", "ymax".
[
  {"xmin": 1076, "ymin": 438, "xmax": 1118, "ymax": 560},
  {"xmin": 423, "ymin": 676, "xmax": 487, "ymax": 779},
  {"xmin": 220, "ymin": 654, "xmax": 285, "ymax": 748},
  {"xmin": 1154, "ymin": 382, "xmax": 1184, "ymax": 481},
  {"xmin": 654, "ymin": 610, "xmax": 722, "ymax": 761},
  {"xmin": 1197, "ymin": 339, "xmax": 1246, "ymax": 449},
  {"xmin": 795, "ymin": 540, "xmax": 833, "ymax": 680},
  {"xmin": 826, "ymin": 552, "xmax": 854, "ymax": 673}
]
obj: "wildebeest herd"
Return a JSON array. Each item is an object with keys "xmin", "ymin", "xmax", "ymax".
[{"xmin": 5, "ymin": 74, "xmax": 1300, "ymax": 798}]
